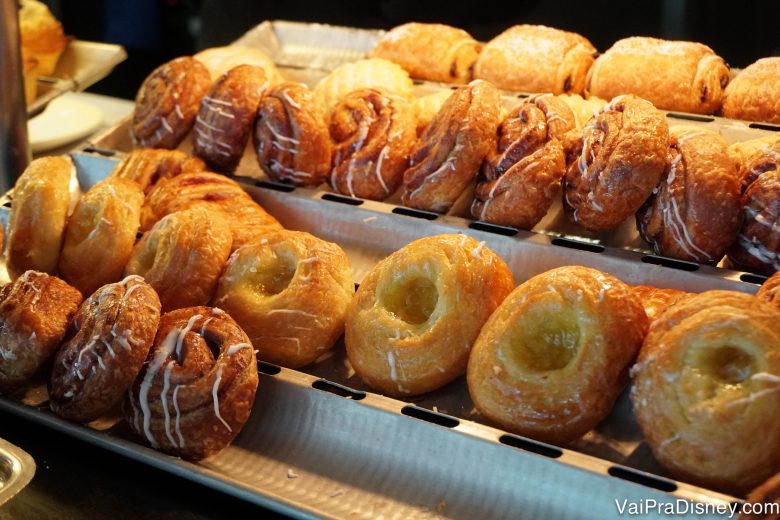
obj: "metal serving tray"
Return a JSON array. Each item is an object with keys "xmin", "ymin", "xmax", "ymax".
[{"xmin": 0, "ymin": 437, "xmax": 35, "ymax": 507}]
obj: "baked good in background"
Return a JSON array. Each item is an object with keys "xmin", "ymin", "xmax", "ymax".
[
  {"xmin": 631, "ymin": 290, "xmax": 780, "ymax": 494},
  {"xmin": 346, "ymin": 234, "xmax": 514, "ymax": 397},
  {"xmin": 637, "ymin": 126, "xmax": 742, "ymax": 264},
  {"xmin": 193, "ymin": 64, "xmax": 268, "ymax": 173},
  {"xmin": 214, "ymin": 230, "xmax": 354, "ymax": 369},
  {"xmin": 329, "ymin": 88, "xmax": 417, "ymax": 200},
  {"xmin": 49, "ymin": 276, "xmax": 161, "ymax": 423},
  {"xmin": 564, "ymin": 94, "xmax": 669, "ymax": 232},
  {"xmin": 193, "ymin": 46, "xmax": 282, "ymax": 87},
  {"xmin": 58, "ymin": 177, "xmax": 144, "ymax": 297},
  {"xmin": 721, "ymin": 58, "xmax": 780, "ymax": 125},
  {"xmin": 124, "ymin": 306, "xmax": 258, "ymax": 460},
  {"xmin": 631, "ymin": 285, "xmax": 690, "ymax": 323},
  {"xmin": 254, "ymin": 82, "xmax": 331, "ymax": 187},
  {"xmin": 0, "ymin": 271, "xmax": 82, "ymax": 394},
  {"xmin": 125, "ymin": 207, "xmax": 232, "ymax": 312},
  {"xmin": 474, "ymin": 25, "xmax": 596, "ymax": 95},
  {"xmin": 110, "ymin": 148, "xmax": 207, "ymax": 195},
  {"xmin": 21, "ymin": 47, "xmax": 38, "ymax": 105},
  {"xmin": 737, "ymin": 138, "xmax": 780, "ymax": 193},
  {"xmin": 555, "ymin": 94, "xmax": 607, "ymax": 130},
  {"xmin": 727, "ymin": 133, "xmax": 780, "ymax": 180},
  {"xmin": 468, "ymin": 266, "xmax": 647, "ymax": 445},
  {"xmin": 586, "ymin": 37, "xmax": 730, "ymax": 115},
  {"xmin": 413, "ymin": 90, "xmax": 452, "ymax": 136},
  {"xmin": 740, "ymin": 474, "xmax": 780, "ymax": 520},
  {"xmin": 472, "ymin": 94, "xmax": 576, "ymax": 229},
  {"xmin": 369, "ymin": 23, "xmax": 481, "ymax": 84},
  {"xmin": 131, "ymin": 57, "xmax": 212, "ymax": 149},
  {"xmin": 757, "ymin": 271, "xmax": 780, "ymax": 311},
  {"xmin": 401, "ymin": 80, "xmax": 501, "ymax": 213},
  {"xmin": 18, "ymin": 0, "xmax": 67, "ymax": 77}
]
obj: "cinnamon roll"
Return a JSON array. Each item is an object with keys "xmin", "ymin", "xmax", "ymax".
[
  {"xmin": 757, "ymin": 271, "xmax": 780, "ymax": 312},
  {"xmin": 193, "ymin": 46, "xmax": 283, "ymax": 87},
  {"xmin": 721, "ymin": 58, "xmax": 780, "ymax": 125},
  {"xmin": 631, "ymin": 285, "xmax": 690, "ymax": 323},
  {"xmin": 329, "ymin": 88, "xmax": 416, "ymax": 200},
  {"xmin": 738, "ymin": 138, "xmax": 780, "ymax": 193},
  {"xmin": 49, "ymin": 276, "xmax": 161, "ymax": 422},
  {"xmin": 124, "ymin": 306, "xmax": 258, "ymax": 460},
  {"xmin": 111, "ymin": 148, "xmax": 206, "ymax": 195}
]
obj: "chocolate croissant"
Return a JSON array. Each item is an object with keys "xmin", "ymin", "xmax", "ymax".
[{"xmin": 721, "ymin": 57, "xmax": 780, "ymax": 125}]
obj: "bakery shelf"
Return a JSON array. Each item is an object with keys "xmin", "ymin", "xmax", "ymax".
[{"xmin": 0, "ymin": 437, "xmax": 35, "ymax": 507}]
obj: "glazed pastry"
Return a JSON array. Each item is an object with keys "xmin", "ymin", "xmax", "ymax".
[
  {"xmin": 193, "ymin": 64, "xmax": 268, "ymax": 173},
  {"xmin": 369, "ymin": 23, "xmax": 481, "ymax": 84},
  {"xmin": 472, "ymin": 94, "xmax": 576, "ymax": 229},
  {"xmin": 721, "ymin": 58, "xmax": 780, "ymax": 125},
  {"xmin": 474, "ymin": 25, "xmax": 596, "ymax": 95},
  {"xmin": 125, "ymin": 206, "xmax": 232, "ymax": 312},
  {"xmin": 740, "ymin": 474, "xmax": 780, "ymax": 520},
  {"xmin": 727, "ymin": 133, "xmax": 780, "ymax": 183},
  {"xmin": 468, "ymin": 266, "xmax": 647, "ymax": 445},
  {"xmin": 0, "ymin": 271, "xmax": 82, "ymax": 394},
  {"xmin": 757, "ymin": 271, "xmax": 780, "ymax": 312},
  {"xmin": 19, "ymin": 0, "xmax": 67, "ymax": 76},
  {"xmin": 346, "ymin": 234, "xmax": 514, "ymax": 397},
  {"xmin": 131, "ymin": 56, "xmax": 211, "ymax": 149},
  {"xmin": 330, "ymin": 88, "xmax": 417, "ymax": 200},
  {"xmin": 556, "ymin": 93, "xmax": 606, "ymax": 130},
  {"xmin": 586, "ymin": 37, "xmax": 730, "ymax": 114},
  {"xmin": 727, "ymin": 170, "xmax": 780, "ymax": 275},
  {"xmin": 6, "ymin": 156, "xmax": 76, "ymax": 279},
  {"xmin": 49, "ymin": 276, "xmax": 161, "ymax": 422},
  {"xmin": 637, "ymin": 126, "xmax": 742, "ymax": 263},
  {"xmin": 254, "ymin": 82, "xmax": 331, "ymax": 187},
  {"xmin": 414, "ymin": 90, "xmax": 452, "ymax": 135},
  {"xmin": 111, "ymin": 148, "xmax": 207, "ymax": 194},
  {"xmin": 631, "ymin": 291, "xmax": 780, "ymax": 494},
  {"xmin": 401, "ymin": 80, "xmax": 501, "ymax": 213},
  {"xmin": 631, "ymin": 285, "xmax": 690, "ymax": 323},
  {"xmin": 193, "ymin": 46, "xmax": 283, "ymax": 86},
  {"xmin": 737, "ymin": 138, "xmax": 780, "ymax": 193},
  {"xmin": 214, "ymin": 230, "xmax": 354, "ymax": 368},
  {"xmin": 564, "ymin": 95, "xmax": 669, "ymax": 232},
  {"xmin": 124, "ymin": 306, "xmax": 258, "ymax": 460},
  {"xmin": 58, "ymin": 177, "xmax": 144, "ymax": 297}
]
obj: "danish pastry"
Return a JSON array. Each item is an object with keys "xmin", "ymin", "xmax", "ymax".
[
  {"xmin": 727, "ymin": 133, "xmax": 780, "ymax": 174},
  {"xmin": 345, "ymin": 234, "xmax": 514, "ymax": 397},
  {"xmin": 631, "ymin": 285, "xmax": 690, "ymax": 323},
  {"xmin": 193, "ymin": 46, "xmax": 283, "ymax": 86},
  {"xmin": 721, "ymin": 58, "xmax": 780, "ymax": 125},
  {"xmin": 111, "ymin": 148, "xmax": 206, "ymax": 194},
  {"xmin": 737, "ymin": 138, "xmax": 780, "ymax": 193},
  {"xmin": 556, "ymin": 93, "xmax": 607, "ymax": 130},
  {"xmin": 468, "ymin": 266, "xmax": 647, "ymax": 445},
  {"xmin": 757, "ymin": 271, "xmax": 780, "ymax": 312}
]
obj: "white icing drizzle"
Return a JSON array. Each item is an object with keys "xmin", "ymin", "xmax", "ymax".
[
  {"xmin": 139, "ymin": 327, "xmax": 181, "ymax": 449},
  {"xmin": 751, "ymin": 372, "xmax": 780, "ymax": 384},
  {"xmin": 374, "ymin": 145, "xmax": 390, "ymax": 194},
  {"xmin": 262, "ymin": 116, "xmax": 299, "ymax": 150},
  {"xmin": 172, "ymin": 384, "xmax": 185, "ymax": 448},
  {"xmin": 281, "ymin": 90, "xmax": 301, "ymax": 109},
  {"xmin": 265, "ymin": 309, "xmax": 323, "ymax": 325},
  {"xmin": 0, "ymin": 347, "xmax": 17, "ymax": 361},
  {"xmin": 736, "ymin": 234, "xmax": 780, "ymax": 270},
  {"xmin": 226, "ymin": 343, "xmax": 252, "ymax": 356},
  {"xmin": 212, "ymin": 364, "xmax": 233, "ymax": 432},
  {"xmin": 387, "ymin": 350, "xmax": 399, "ymax": 382},
  {"xmin": 175, "ymin": 314, "xmax": 202, "ymax": 359},
  {"xmin": 161, "ymin": 361, "xmax": 177, "ymax": 447},
  {"xmin": 471, "ymin": 241, "xmax": 486, "ymax": 258},
  {"xmin": 405, "ymin": 144, "xmax": 463, "ymax": 202}
]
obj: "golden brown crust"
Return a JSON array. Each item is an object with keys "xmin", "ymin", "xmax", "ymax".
[
  {"xmin": 0, "ymin": 271, "xmax": 82, "ymax": 394},
  {"xmin": 330, "ymin": 88, "xmax": 417, "ymax": 200},
  {"xmin": 413, "ymin": 90, "xmax": 453, "ymax": 136},
  {"xmin": 563, "ymin": 94, "xmax": 669, "ymax": 232},
  {"xmin": 401, "ymin": 80, "xmax": 501, "ymax": 213},
  {"xmin": 474, "ymin": 25, "xmax": 596, "ymax": 95},
  {"xmin": 722, "ymin": 58, "xmax": 780, "ymax": 125},
  {"xmin": 49, "ymin": 276, "xmax": 161, "ymax": 422},
  {"xmin": 193, "ymin": 46, "xmax": 283, "ymax": 87},
  {"xmin": 111, "ymin": 148, "xmax": 206, "ymax": 195},
  {"xmin": 214, "ymin": 230, "xmax": 354, "ymax": 369},
  {"xmin": 631, "ymin": 285, "xmax": 690, "ymax": 323},
  {"xmin": 631, "ymin": 291, "xmax": 780, "ymax": 494},
  {"xmin": 757, "ymin": 272, "xmax": 780, "ymax": 312},
  {"xmin": 124, "ymin": 306, "xmax": 258, "ymax": 460},
  {"xmin": 19, "ymin": 0, "xmax": 67, "ymax": 76},
  {"xmin": 739, "ymin": 139, "xmax": 780, "ymax": 193},
  {"xmin": 346, "ymin": 234, "xmax": 514, "ymax": 397},
  {"xmin": 468, "ymin": 266, "xmax": 647, "ymax": 445},
  {"xmin": 741, "ymin": 474, "xmax": 780, "ymax": 519},
  {"xmin": 556, "ymin": 94, "xmax": 607, "ymax": 130},
  {"xmin": 132, "ymin": 57, "xmax": 211, "ymax": 149}
]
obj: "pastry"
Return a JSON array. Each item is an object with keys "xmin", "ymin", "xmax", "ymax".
[
  {"xmin": 125, "ymin": 206, "xmax": 232, "ymax": 312},
  {"xmin": 740, "ymin": 474, "xmax": 780, "ymax": 520},
  {"xmin": 22, "ymin": 46, "xmax": 38, "ymax": 105},
  {"xmin": 131, "ymin": 56, "xmax": 211, "ymax": 149},
  {"xmin": 19, "ymin": 0, "xmax": 67, "ymax": 76},
  {"xmin": 0, "ymin": 271, "xmax": 82, "ymax": 394},
  {"xmin": 738, "ymin": 138, "xmax": 780, "ymax": 193},
  {"xmin": 346, "ymin": 234, "xmax": 514, "ymax": 397},
  {"xmin": 564, "ymin": 94, "xmax": 669, "ymax": 232},
  {"xmin": 586, "ymin": 37, "xmax": 730, "ymax": 114},
  {"xmin": 401, "ymin": 80, "xmax": 501, "ymax": 213},
  {"xmin": 728, "ymin": 170, "xmax": 780, "ymax": 276},
  {"xmin": 468, "ymin": 266, "xmax": 647, "ymax": 445},
  {"xmin": 414, "ymin": 90, "xmax": 452, "ymax": 135},
  {"xmin": 330, "ymin": 88, "xmax": 417, "ymax": 200},
  {"xmin": 111, "ymin": 148, "xmax": 207, "ymax": 194},
  {"xmin": 193, "ymin": 64, "xmax": 268, "ymax": 173},
  {"xmin": 474, "ymin": 25, "xmax": 596, "ymax": 95},
  {"xmin": 193, "ymin": 46, "xmax": 283, "ymax": 86},
  {"xmin": 369, "ymin": 23, "xmax": 481, "ymax": 84},
  {"xmin": 58, "ymin": 177, "xmax": 144, "ymax": 297},
  {"xmin": 556, "ymin": 93, "xmax": 607, "ymax": 130},
  {"xmin": 124, "ymin": 306, "xmax": 258, "ymax": 460},
  {"xmin": 757, "ymin": 271, "xmax": 780, "ymax": 312},
  {"xmin": 214, "ymin": 230, "xmax": 354, "ymax": 368},
  {"xmin": 637, "ymin": 126, "xmax": 742, "ymax": 263},
  {"xmin": 631, "ymin": 290, "xmax": 780, "ymax": 494},
  {"xmin": 254, "ymin": 82, "xmax": 331, "ymax": 187},
  {"xmin": 49, "ymin": 276, "xmax": 161, "ymax": 422},
  {"xmin": 631, "ymin": 285, "xmax": 690, "ymax": 323},
  {"xmin": 472, "ymin": 94, "xmax": 576, "ymax": 229},
  {"xmin": 721, "ymin": 58, "xmax": 780, "ymax": 124}
]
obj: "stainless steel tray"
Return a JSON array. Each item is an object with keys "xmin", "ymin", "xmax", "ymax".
[{"xmin": 0, "ymin": 437, "xmax": 35, "ymax": 507}]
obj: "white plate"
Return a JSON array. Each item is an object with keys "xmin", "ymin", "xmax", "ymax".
[{"xmin": 28, "ymin": 95, "xmax": 103, "ymax": 153}]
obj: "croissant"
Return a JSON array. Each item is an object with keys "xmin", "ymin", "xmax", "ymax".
[
  {"xmin": 111, "ymin": 148, "xmax": 206, "ymax": 195},
  {"xmin": 193, "ymin": 46, "xmax": 283, "ymax": 87},
  {"xmin": 631, "ymin": 285, "xmax": 690, "ymax": 323},
  {"xmin": 757, "ymin": 271, "xmax": 780, "ymax": 312},
  {"xmin": 721, "ymin": 57, "xmax": 780, "ymax": 125}
]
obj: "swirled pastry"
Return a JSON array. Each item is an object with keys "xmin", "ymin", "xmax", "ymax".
[
  {"xmin": 0, "ymin": 272, "xmax": 82, "ymax": 394},
  {"xmin": 727, "ymin": 170, "xmax": 780, "ymax": 275},
  {"xmin": 468, "ymin": 266, "xmax": 647, "ymax": 445},
  {"xmin": 193, "ymin": 65, "xmax": 268, "ymax": 173},
  {"xmin": 124, "ymin": 306, "xmax": 258, "ymax": 460},
  {"xmin": 728, "ymin": 133, "xmax": 780, "ymax": 174},
  {"xmin": 586, "ymin": 37, "xmax": 730, "ymax": 114},
  {"xmin": 737, "ymin": 139, "xmax": 780, "ymax": 193},
  {"xmin": 369, "ymin": 23, "xmax": 481, "ymax": 84},
  {"xmin": 631, "ymin": 291, "xmax": 780, "ymax": 494},
  {"xmin": 401, "ymin": 80, "xmax": 501, "ymax": 213},
  {"xmin": 111, "ymin": 148, "xmax": 206, "ymax": 194},
  {"xmin": 472, "ymin": 94, "xmax": 576, "ymax": 229},
  {"xmin": 214, "ymin": 230, "xmax": 354, "ymax": 368},
  {"xmin": 757, "ymin": 271, "xmax": 780, "ymax": 312},
  {"xmin": 631, "ymin": 285, "xmax": 690, "ymax": 323},
  {"xmin": 346, "ymin": 234, "xmax": 514, "ymax": 397},
  {"xmin": 193, "ymin": 46, "xmax": 283, "ymax": 86},
  {"xmin": 564, "ymin": 95, "xmax": 669, "ymax": 232},
  {"xmin": 330, "ymin": 88, "xmax": 416, "ymax": 200},
  {"xmin": 254, "ymin": 83, "xmax": 331, "ymax": 187},
  {"xmin": 125, "ymin": 207, "xmax": 232, "ymax": 312},
  {"xmin": 49, "ymin": 276, "xmax": 161, "ymax": 422},
  {"xmin": 414, "ymin": 90, "xmax": 452, "ymax": 135},
  {"xmin": 131, "ymin": 57, "xmax": 211, "ymax": 149},
  {"xmin": 474, "ymin": 25, "xmax": 596, "ymax": 95},
  {"xmin": 721, "ymin": 58, "xmax": 780, "ymax": 125}
]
